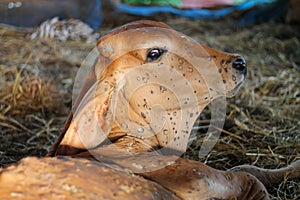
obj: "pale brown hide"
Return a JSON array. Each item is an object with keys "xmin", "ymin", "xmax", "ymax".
[{"xmin": 0, "ymin": 157, "xmax": 179, "ymax": 200}]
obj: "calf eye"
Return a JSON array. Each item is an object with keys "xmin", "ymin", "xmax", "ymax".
[{"xmin": 146, "ymin": 48, "xmax": 166, "ymax": 62}]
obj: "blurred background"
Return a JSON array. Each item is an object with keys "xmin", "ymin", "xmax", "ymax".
[
  {"xmin": 0, "ymin": 0, "xmax": 299, "ymax": 28},
  {"xmin": 0, "ymin": 0, "xmax": 299, "ymax": 199}
]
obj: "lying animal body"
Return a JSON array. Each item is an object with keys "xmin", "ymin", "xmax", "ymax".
[{"xmin": 0, "ymin": 20, "xmax": 299, "ymax": 200}]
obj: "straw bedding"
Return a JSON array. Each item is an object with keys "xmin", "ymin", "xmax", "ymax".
[{"xmin": 0, "ymin": 16, "xmax": 299, "ymax": 199}]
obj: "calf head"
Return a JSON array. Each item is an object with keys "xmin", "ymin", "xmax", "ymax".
[{"xmin": 49, "ymin": 20, "xmax": 247, "ymax": 158}]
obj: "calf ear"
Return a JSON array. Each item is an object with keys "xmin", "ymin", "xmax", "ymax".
[
  {"xmin": 47, "ymin": 59, "xmax": 98, "ymax": 156},
  {"xmin": 47, "ymin": 57, "xmax": 113, "ymax": 156}
]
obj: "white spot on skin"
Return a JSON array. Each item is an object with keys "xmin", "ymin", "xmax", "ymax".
[
  {"xmin": 206, "ymin": 177, "xmax": 230, "ymax": 194},
  {"xmin": 10, "ymin": 192, "xmax": 24, "ymax": 197},
  {"xmin": 137, "ymin": 127, "xmax": 144, "ymax": 133},
  {"xmin": 62, "ymin": 184, "xmax": 80, "ymax": 193},
  {"xmin": 120, "ymin": 185, "xmax": 136, "ymax": 193},
  {"xmin": 132, "ymin": 163, "xmax": 144, "ymax": 170},
  {"xmin": 187, "ymin": 66, "xmax": 193, "ymax": 72},
  {"xmin": 101, "ymin": 44, "xmax": 114, "ymax": 53},
  {"xmin": 121, "ymin": 123, "xmax": 128, "ymax": 129}
]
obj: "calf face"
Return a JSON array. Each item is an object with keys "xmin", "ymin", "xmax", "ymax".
[{"xmin": 50, "ymin": 20, "xmax": 247, "ymax": 157}]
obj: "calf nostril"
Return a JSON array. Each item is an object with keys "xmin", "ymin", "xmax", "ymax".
[{"xmin": 232, "ymin": 57, "xmax": 247, "ymax": 74}]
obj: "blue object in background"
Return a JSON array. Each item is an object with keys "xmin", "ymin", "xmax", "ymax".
[
  {"xmin": 114, "ymin": 0, "xmax": 285, "ymax": 24},
  {"xmin": 83, "ymin": 0, "xmax": 103, "ymax": 29},
  {"xmin": 239, "ymin": 0, "xmax": 287, "ymax": 25},
  {"xmin": 0, "ymin": 0, "xmax": 287, "ymax": 28}
]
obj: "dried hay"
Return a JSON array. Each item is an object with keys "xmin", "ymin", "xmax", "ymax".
[
  {"xmin": 0, "ymin": 18, "xmax": 299, "ymax": 199},
  {"xmin": 0, "ymin": 67, "xmax": 63, "ymax": 116},
  {"xmin": 0, "ymin": 25, "xmax": 93, "ymax": 165}
]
